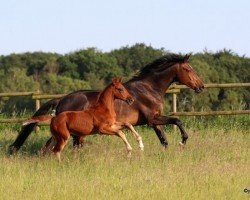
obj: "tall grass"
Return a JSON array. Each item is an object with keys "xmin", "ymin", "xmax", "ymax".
[{"xmin": 0, "ymin": 115, "xmax": 249, "ymax": 199}]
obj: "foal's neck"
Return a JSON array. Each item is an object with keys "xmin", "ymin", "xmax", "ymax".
[{"xmin": 98, "ymin": 85, "xmax": 115, "ymax": 112}]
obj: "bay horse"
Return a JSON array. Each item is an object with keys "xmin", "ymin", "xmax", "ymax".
[
  {"xmin": 9, "ymin": 53, "xmax": 204, "ymax": 154},
  {"xmin": 44, "ymin": 78, "xmax": 143, "ymax": 161}
]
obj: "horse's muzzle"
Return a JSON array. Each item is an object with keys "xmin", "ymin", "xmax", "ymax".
[{"xmin": 195, "ymin": 86, "xmax": 204, "ymax": 93}]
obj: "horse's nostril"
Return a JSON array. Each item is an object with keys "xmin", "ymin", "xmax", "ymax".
[{"xmin": 195, "ymin": 87, "xmax": 202, "ymax": 93}]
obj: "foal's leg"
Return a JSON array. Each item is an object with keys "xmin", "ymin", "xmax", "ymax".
[
  {"xmin": 100, "ymin": 125, "xmax": 133, "ymax": 157},
  {"xmin": 122, "ymin": 122, "xmax": 144, "ymax": 151},
  {"xmin": 51, "ymin": 124, "xmax": 71, "ymax": 161},
  {"xmin": 53, "ymin": 137, "xmax": 69, "ymax": 162},
  {"xmin": 116, "ymin": 130, "xmax": 133, "ymax": 157}
]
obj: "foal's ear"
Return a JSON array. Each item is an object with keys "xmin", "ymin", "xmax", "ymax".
[
  {"xmin": 112, "ymin": 77, "xmax": 122, "ymax": 83},
  {"xmin": 112, "ymin": 77, "xmax": 119, "ymax": 85}
]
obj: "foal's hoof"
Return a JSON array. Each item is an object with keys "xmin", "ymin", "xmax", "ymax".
[
  {"xmin": 179, "ymin": 141, "xmax": 185, "ymax": 146},
  {"xmin": 139, "ymin": 144, "xmax": 144, "ymax": 151}
]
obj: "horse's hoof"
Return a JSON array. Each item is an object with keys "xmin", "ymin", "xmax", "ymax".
[{"xmin": 8, "ymin": 146, "xmax": 18, "ymax": 155}]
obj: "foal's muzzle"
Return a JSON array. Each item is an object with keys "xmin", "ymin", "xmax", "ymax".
[{"xmin": 126, "ymin": 97, "xmax": 134, "ymax": 105}]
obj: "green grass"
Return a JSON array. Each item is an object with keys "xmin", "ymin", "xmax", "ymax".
[{"xmin": 0, "ymin": 116, "xmax": 249, "ymax": 200}]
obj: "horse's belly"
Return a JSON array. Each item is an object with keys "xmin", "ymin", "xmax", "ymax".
[{"xmin": 115, "ymin": 105, "xmax": 141, "ymax": 125}]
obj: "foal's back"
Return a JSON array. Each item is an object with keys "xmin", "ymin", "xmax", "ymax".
[{"xmin": 51, "ymin": 110, "xmax": 95, "ymax": 136}]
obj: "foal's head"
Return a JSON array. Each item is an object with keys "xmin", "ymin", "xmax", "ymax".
[
  {"xmin": 112, "ymin": 78, "xmax": 134, "ymax": 105},
  {"xmin": 176, "ymin": 54, "xmax": 204, "ymax": 93}
]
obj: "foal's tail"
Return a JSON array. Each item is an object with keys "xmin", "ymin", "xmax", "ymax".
[{"xmin": 22, "ymin": 114, "xmax": 54, "ymax": 126}]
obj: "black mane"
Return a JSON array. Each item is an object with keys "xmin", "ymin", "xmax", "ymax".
[{"xmin": 129, "ymin": 53, "xmax": 187, "ymax": 81}]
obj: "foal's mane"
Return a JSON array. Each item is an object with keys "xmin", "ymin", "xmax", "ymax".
[{"xmin": 129, "ymin": 53, "xmax": 188, "ymax": 81}]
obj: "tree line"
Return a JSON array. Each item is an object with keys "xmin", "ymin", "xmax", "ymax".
[{"xmin": 0, "ymin": 43, "xmax": 249, "ymax": 114}]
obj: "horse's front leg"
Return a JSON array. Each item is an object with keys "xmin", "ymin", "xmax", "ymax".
[
  {"xmin": 72, "ymin": 135, "xmax": 85, "ymax": 148},
  {"xmin": 149, "ymin": 115, "xmax": 188, "ymax": 145}
]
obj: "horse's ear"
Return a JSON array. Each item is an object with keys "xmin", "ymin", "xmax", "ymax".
[
  {"xmin": 118, "ymin": 77, "xmax": 122, "ymax": 82},
  {"xmin": 184, "ymin": 53, "xmax": 192, "ymax": 62}
]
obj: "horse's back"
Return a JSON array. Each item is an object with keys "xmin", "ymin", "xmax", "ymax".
[{"xmin": 56, "ymin": 90, "xmax": 100, "ymax": 114}]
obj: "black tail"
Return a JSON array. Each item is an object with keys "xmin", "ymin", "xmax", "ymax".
[{"xmin": 8, "ymin": 98, "xmax": 61, "ymax": 155}]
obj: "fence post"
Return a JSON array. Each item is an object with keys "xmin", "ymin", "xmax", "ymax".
[
  {"xmin": 35, "ymin": 99, "xmax": 40, "ymax": 111},
  {"xmin": 172, "ymin": 92, "xmax": 177, "ymax": 131},
  {"xmin": 34, "ymin": 90, "xmax": 41, "ymax": 111},
  {"xmin": 34, "ymin": 90, "xmax": 41, "ymax": 132}
]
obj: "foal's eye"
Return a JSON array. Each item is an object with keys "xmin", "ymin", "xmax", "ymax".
[{"xmin": 118, "ymin": 88, "xmax": 124, "ymax": 92}]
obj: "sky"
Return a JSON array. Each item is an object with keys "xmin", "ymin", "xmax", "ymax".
[{"xmin": 0, "ymin": 0, "xmax": 250, "ymax": 56}]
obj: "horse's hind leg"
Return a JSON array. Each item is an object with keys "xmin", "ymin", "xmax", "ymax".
[
  {"xmin": 72, "ymin": 135, "xmax": 85, "ymax": 149},
  {"xmin": 40, "ymin": 137, "xmax": 56, "ymax": 156},
  {"xmin": 123, "ymin": 122, "xmax": 144, "ymax": 151}
]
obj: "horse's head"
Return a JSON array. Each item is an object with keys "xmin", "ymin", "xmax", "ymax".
[
  {"xmin": 112, "ymin": 77, "xmax": 134, "ymax": 105},
  {"xmin": 176, "ymin": 54, "xmax": 204, "ymax": 93}
]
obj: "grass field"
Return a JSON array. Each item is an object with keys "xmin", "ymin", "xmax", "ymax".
[{"xmin": 0, "ymin": 116, "xmax": 249, "ymax": 200}]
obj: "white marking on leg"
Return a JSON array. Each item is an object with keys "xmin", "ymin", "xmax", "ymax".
[
  {"xmin": 117, "ymin": 130, "xmax": 133, "ymax": 156},
  {"xmin": 56, "ymin": 152, "xmax": 61, "ymax": 162},
  {"xmin": 138, "ymin": 137, "xmax": 144, "ymax": 151},
  {"xmin": 179, "ymin": 141, "xmax": 185, "ymax": 146},
  {"xmin": 125, "ymin": 123, "xmax": 144, "ymax": 150}
]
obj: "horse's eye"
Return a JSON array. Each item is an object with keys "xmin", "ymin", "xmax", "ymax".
[{"xmin": 118, "ymin": 88, "xmax": 123, "ymax": 92}]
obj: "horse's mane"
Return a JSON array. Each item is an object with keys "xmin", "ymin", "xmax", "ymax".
[{"xmin": 129, "ymin": 53, "xmax": 188, "ymax": 81}]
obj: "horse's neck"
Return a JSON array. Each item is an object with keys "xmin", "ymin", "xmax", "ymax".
[
  {"xmin": 126, "ymin": 65, "xmax": 177, "ymax": 97},
  {"xmin": 97, "ymin": 85, "xmax": 116, "ymax": 114}
]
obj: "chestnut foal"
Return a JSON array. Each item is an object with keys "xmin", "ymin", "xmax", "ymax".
[{"xmin": 44, "ymin": 78, "xmax": 144, "ymax": 161}]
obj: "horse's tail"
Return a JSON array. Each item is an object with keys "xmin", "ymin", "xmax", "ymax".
[
  {"xmin": 8, "ymin": 98, "xmax": 61, "ymax": 155},
  {"xmin": 22, "ymin": 114, "xmax": 54, "ymax": 126}
]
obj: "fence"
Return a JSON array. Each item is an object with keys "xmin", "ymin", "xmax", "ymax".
[
  {"xmin": 168, "ymin": 83, "xmax": 250, "ymax": 116},
  {"xmin": 0, "ymin": 83, "xmax": 249, "ymax": 124}
]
